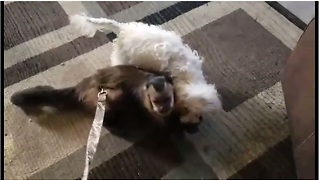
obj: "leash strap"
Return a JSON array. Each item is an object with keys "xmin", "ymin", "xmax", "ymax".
[{"xmin": 82, "ymin": 89, "xmax": 108, "ymax": 180}]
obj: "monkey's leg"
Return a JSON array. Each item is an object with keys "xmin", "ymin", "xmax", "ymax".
[
  {"xmin": 102, "ymin": 109, "xmax": 126, "ymax": 136},
  {"xmin": 11, "ymin": 85, "xmax": 80, "ymax": 116},
  {"xmin": 102, "ymin": 105, "xmax": 120, "ymax": 127},
  {"xmin": 101, "ymin": 89, "xmax": 127, "ymax": 135}
]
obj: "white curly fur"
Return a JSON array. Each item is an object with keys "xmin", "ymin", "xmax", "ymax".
[{"xmin": 69, "ymin": 14, "xmax": 223, "ymax": 124}]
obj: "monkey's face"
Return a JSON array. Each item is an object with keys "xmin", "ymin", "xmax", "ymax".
[{"xmin": 146, "ymin": 76, "xmax": 174, "ymax": 116}]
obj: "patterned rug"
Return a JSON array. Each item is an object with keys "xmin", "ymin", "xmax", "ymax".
[{"xmin": 4, "ymin": 1, "xmax": 303, "ymax": 179}]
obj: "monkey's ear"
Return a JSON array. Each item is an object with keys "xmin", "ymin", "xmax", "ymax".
[
  {"xmin": 143, "ymin": 85, "xmax": 148, "ymax": 90},
  {"xmin": 158, "ymin": 71, "xmax": 173, "ymax": 84},
  {"xmin": 168, "ymin": 76, "xmax": 174, "ymax": 84},
  {"xmin": 163, "ymin": 74, "xmax": 173, "ymax": 84}
]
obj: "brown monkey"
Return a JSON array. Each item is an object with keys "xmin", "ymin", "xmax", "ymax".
[{"xmin": 10, "ymin": 65, "xmax": 201, "ymax": 133}]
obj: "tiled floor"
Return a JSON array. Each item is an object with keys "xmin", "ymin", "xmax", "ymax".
[{"xmin": 4, "ymin": 2, "xmax": 304, "ymax": 179}]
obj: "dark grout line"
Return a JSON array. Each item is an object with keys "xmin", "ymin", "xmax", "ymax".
[
  {"xmin": 106, "ymin": 2, "xmax": 209, "ymax": 41},
  {"xmin": 266, "ymin": 1, "xmax": 308, "ymax": 31}
]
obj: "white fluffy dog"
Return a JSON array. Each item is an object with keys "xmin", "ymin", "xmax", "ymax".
[{"xmin": 69, "ymin": 14, "xmax": 222, "ymax": 124}]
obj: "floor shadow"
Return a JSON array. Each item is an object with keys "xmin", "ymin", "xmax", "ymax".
[{"xmin": 29, "ymin": 102, "xmax": 201, "ymax": 143}]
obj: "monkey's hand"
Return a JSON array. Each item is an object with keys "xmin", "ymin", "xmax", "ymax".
[
  {"xmin": 180, "ymin": 113, "xmax": 202, "ymax": 124},
  {"xmin": 183, "ymin": 124, "xmax": 200, "ymax": 134}
]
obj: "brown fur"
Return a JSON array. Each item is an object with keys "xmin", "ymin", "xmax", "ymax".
[
  {"xmin": 75, "ymin": 65, "xmax": 173, "ymax": 115},
  {"xmin": 11, "ymin": 65, "xmax": 176, "ymax": 123},
  {"xmin": 10, "ymin": 65, "xmax": 201, "ymax": 133}
]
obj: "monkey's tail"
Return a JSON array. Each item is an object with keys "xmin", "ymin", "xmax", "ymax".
[
  {"xmin": 69, "ymin": 13, "xmax": 122, "ymax": 38},
  {"xmin": 10, "ymin": 85, "xmax": 81, "ymax": 113}
]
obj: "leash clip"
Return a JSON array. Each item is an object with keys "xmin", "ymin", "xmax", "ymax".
[{"xmin": 97, "ymin": 88, "xmax": 108, "ymax": 102}]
